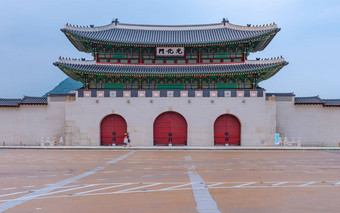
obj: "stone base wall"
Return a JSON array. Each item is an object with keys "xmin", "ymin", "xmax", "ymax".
[
  {"xmin": 64, "ymin": 93, "xmax": 276, "ymax": 146},
  {"xmin": 3, "ymin": 91, "xmax": 339, "ymax": 147}
]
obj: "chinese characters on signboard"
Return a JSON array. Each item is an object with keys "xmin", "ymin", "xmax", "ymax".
[{"xmin": 156, "ymin": 47, "xmax": 185, "ymax": 57}]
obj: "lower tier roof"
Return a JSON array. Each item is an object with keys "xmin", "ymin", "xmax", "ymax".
[
  {"xmin": 295, "ymin": 96, "xmax": 340, "ymax": 107},
  {"xmin": 0, "ymin": 96, "xmax": 47, "ymax": 107},
  {"xmin": 54, "ymin": 58, "xmax": 288, "ymax": 82}
]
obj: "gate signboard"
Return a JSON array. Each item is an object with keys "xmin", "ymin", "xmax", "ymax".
[{"xmin": 156, "ymin": 47, "xmax": 185, "ymax": 57}]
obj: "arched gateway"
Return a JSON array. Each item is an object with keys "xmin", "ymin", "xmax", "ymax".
[
  {"xmin": 154, "ymin": 112, "xmax": 187, "ymax": 146},
  {"xmin": 100, "ymin": 114, "xmax": 127, "ymax": 146},
  {"xmin": 214, "ymin": 114, "xmax": 241, "ymax": 146}
]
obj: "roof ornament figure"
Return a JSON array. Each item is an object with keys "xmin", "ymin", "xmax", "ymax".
[
  {"xmin": 112, "ymin": 18, "xmax": 119, "ymax": 26},
  {"xmin": 222, "ymin": 18, "xmax": 229, "ymax": 26}
]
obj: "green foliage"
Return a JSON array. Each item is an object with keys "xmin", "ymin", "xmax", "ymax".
[{"xmin": 43, "ymin": 78, "xmax": 82, "ymax": 97}]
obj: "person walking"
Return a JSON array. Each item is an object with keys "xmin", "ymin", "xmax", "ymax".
[
  {"xmin": 127, "ymin": 133, "xmax": 131, "ymax": 147},
  {"xmin": 123, "ymin": 133, "xmax": 128, "ymax": 147}
]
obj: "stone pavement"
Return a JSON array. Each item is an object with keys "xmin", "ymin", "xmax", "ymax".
[{"xmin": 1, "ymin": 150, "xmax": 340, "ymax": 212}]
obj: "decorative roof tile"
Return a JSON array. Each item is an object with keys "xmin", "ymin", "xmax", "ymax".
[
  {"xmin": 0, "ymin": 98, "xmax": 21, "ymax": 107},
  {"xmin": 20, "ymin": 96, "xmax": 47, "ymax": 105},
  {"xmin": 295, "ymin": 96, "xmax": 323, "ymax": 104},
  {"xmin": 322, "ymin": 99, "xmax": 340, "ymax": 107},
  {"xmin": 62, "ymin": 21, "xmax": 279, "ymax": 46},
  {"xmin": 0, "ymin": 97, "xmax": 47, "ymax": 107}
]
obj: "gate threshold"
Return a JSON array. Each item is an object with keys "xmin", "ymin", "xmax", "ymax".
[{"xmin": 1, "ymin": 146, "xmax": 340, "ymax": 151}]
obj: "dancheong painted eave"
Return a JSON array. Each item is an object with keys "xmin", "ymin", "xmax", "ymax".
[
  {"xmin": 53, "ymin": 57, "xmax": 288, "ymax": 80},
  {"xmin": 61, "ymin": 19, "xmax": 280, "ymax": 51}
]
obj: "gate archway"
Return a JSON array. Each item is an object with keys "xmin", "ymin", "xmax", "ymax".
[
  {"xmin": 100, "ymin": 114, "xmax": 127, "ymax": 146},
  {"xmin": 153, "ymin": 112, "xmax": 187, "ymax": 146},
  {"xmin": 214, "ymin": 114, "xmax": 241, "ymax": 146}
]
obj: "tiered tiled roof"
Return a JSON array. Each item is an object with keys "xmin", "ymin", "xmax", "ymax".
[
  {"xmin": 0, "ymin": 96, "xmax": 47, "ymax": 107},
  {"xmin": 54, "ymin": 58, "xmax": 287, "ymax": 79},
  {"xmin": 62, "ymin": 20, "xmax": 279, "ymax": 50}
]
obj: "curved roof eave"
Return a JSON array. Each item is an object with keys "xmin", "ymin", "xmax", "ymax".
[{"xmin": 53, "ymin": 58, "xmax": 288, "ymax": 77}]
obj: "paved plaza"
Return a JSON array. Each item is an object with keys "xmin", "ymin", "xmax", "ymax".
[{"xmin": 0, "ymin": 149, "xmax": 340, "ymax": 212}]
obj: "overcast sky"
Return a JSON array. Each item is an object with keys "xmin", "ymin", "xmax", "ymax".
[{"xmin": 0, "ymin": 0, "xmax": 339, "ymax": 98}]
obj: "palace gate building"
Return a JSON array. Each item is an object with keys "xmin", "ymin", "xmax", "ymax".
[{"xmin": 1, "ymin": 19, "xmax": 340, "ymax": 146}]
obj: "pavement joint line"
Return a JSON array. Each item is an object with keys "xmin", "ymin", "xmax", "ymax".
[
  {"xmin": 0, "ymin": 151, "xmax": 136, "ymax": 213},
  {"xmin": 270, "ymin": 182, "xmax": 288, "ymax": 186},
  {"xmin": 113, "ymin": 183, "xmax": 162, "ymax": 194},
  {"xmin": 35, "ymin": 184, "xmax": 98, "ymax": 197},
  {"xmin": 1, "ymin": 180, "xmax": 339, "ymax": 203},
  {"xmin": 75, "ymin": 183, "xmax": 134, "ymax": 195},
  {"xmin": 299, "ymin": 181, "xmax": 317, "ymax": 187},
  {"xmin": 1, "ymin": 183, "xmax": 340, "ymax": 202},
  {"xmin": 0, "ymin": 191, "xmax": 27, "ymax": 198},
  {"xmin": 22, "ymin": 186, "xmax": 35, "ymax": 189},
  {"xmin": 1, "ymin": 188, "xmax": 16, "ymax": 191},
  {"xmin": 233, "ymin": 182, "xmax": 257, "ymax": 188},
  {"xmin": 207, "ymin": 183, "xmax": 224, "ymax": 187},
  {"xmin": 158, "ymin": 183, "xmax": 194, "ymax": 191},
  {"xmin": 185, "ymin": 156, "xmax": 221, "ymax": 213}
]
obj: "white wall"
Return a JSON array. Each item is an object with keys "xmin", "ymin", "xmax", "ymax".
[
  {"xmin": 276, "ymin": 101, "xmax": 340, "ymax": 146},
  {"xmin": 0, "ymin": 102, "xmax": 65, "ymax": 146},
  {"xmin": 64, "ymin": 94, "xmax": 276, "ymax": 146}
]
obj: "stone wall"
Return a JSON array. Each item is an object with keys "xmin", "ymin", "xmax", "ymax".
[
  {"xmin": 0, "ymin": 101, "xmax": 66, "ymax": 146},
  {"xmin": 64, "ymin": 92, "xmax": 276, "ymax": 146},
  {"xmin": 276, "ymin": 100, "xmax": 340, "ymax": 146}
]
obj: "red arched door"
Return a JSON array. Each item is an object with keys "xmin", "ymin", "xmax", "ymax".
[
  {"xmin": 214, "ymin": 114, "xmax": 241, "ymax": 146},
  {"xmin": 154, "ymin": 112, "xmax": 187, "ymax": 146},
  {"xmin": 100, "ymin": 114, "xmax": 127, "ymax": 146}
]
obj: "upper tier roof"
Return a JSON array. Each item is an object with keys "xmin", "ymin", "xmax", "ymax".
[{"xmin": 62, "ymin": 20, "xmax": 279, "ymax": 48}]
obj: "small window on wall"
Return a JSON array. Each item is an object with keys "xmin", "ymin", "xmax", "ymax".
[
  {"xmin": 213, "ymin": 59, "xmax": 221, "ymax": 63},
  {"xmin": 155, "ymin": 60, "xmax": 164, "ymax": 64},
  {"xmin": 99, "ymin": 59, "xmax": 108, "ymax": 62},
  {"xmin": 110, "ymin": 59, "xmax": 118, "ymax": 63},
  {"xmin": 177, "ymin": 60, "xmax": 186, "ymax": 64},
  {"xmin": 130, "ymin": 59, "xmax": 138, "ymax": 63},
  {"xmin": 188, "ymin": 59, "xmax": 197, "ymax": 64},
  {"xmin": 202, "ymin": 59, "xmax": 211, "ymax": 63},
  {"xmin": 166, "ymin": 60, "xmax": 174, "ymax": 64},
  {"xmin": 233, "ymin": 58, "xmax": 242, "ymax": 62},
  {"xmin": 144, "ymin": 60, "xmax": 153, "ymax": 64},
  {"xmin": 120, "ymin": 59, "xmax": 128, "ymax": 63},
  {"xmin": 223, "ymin": 59, "xmax": 232, "ymax": 63}
]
